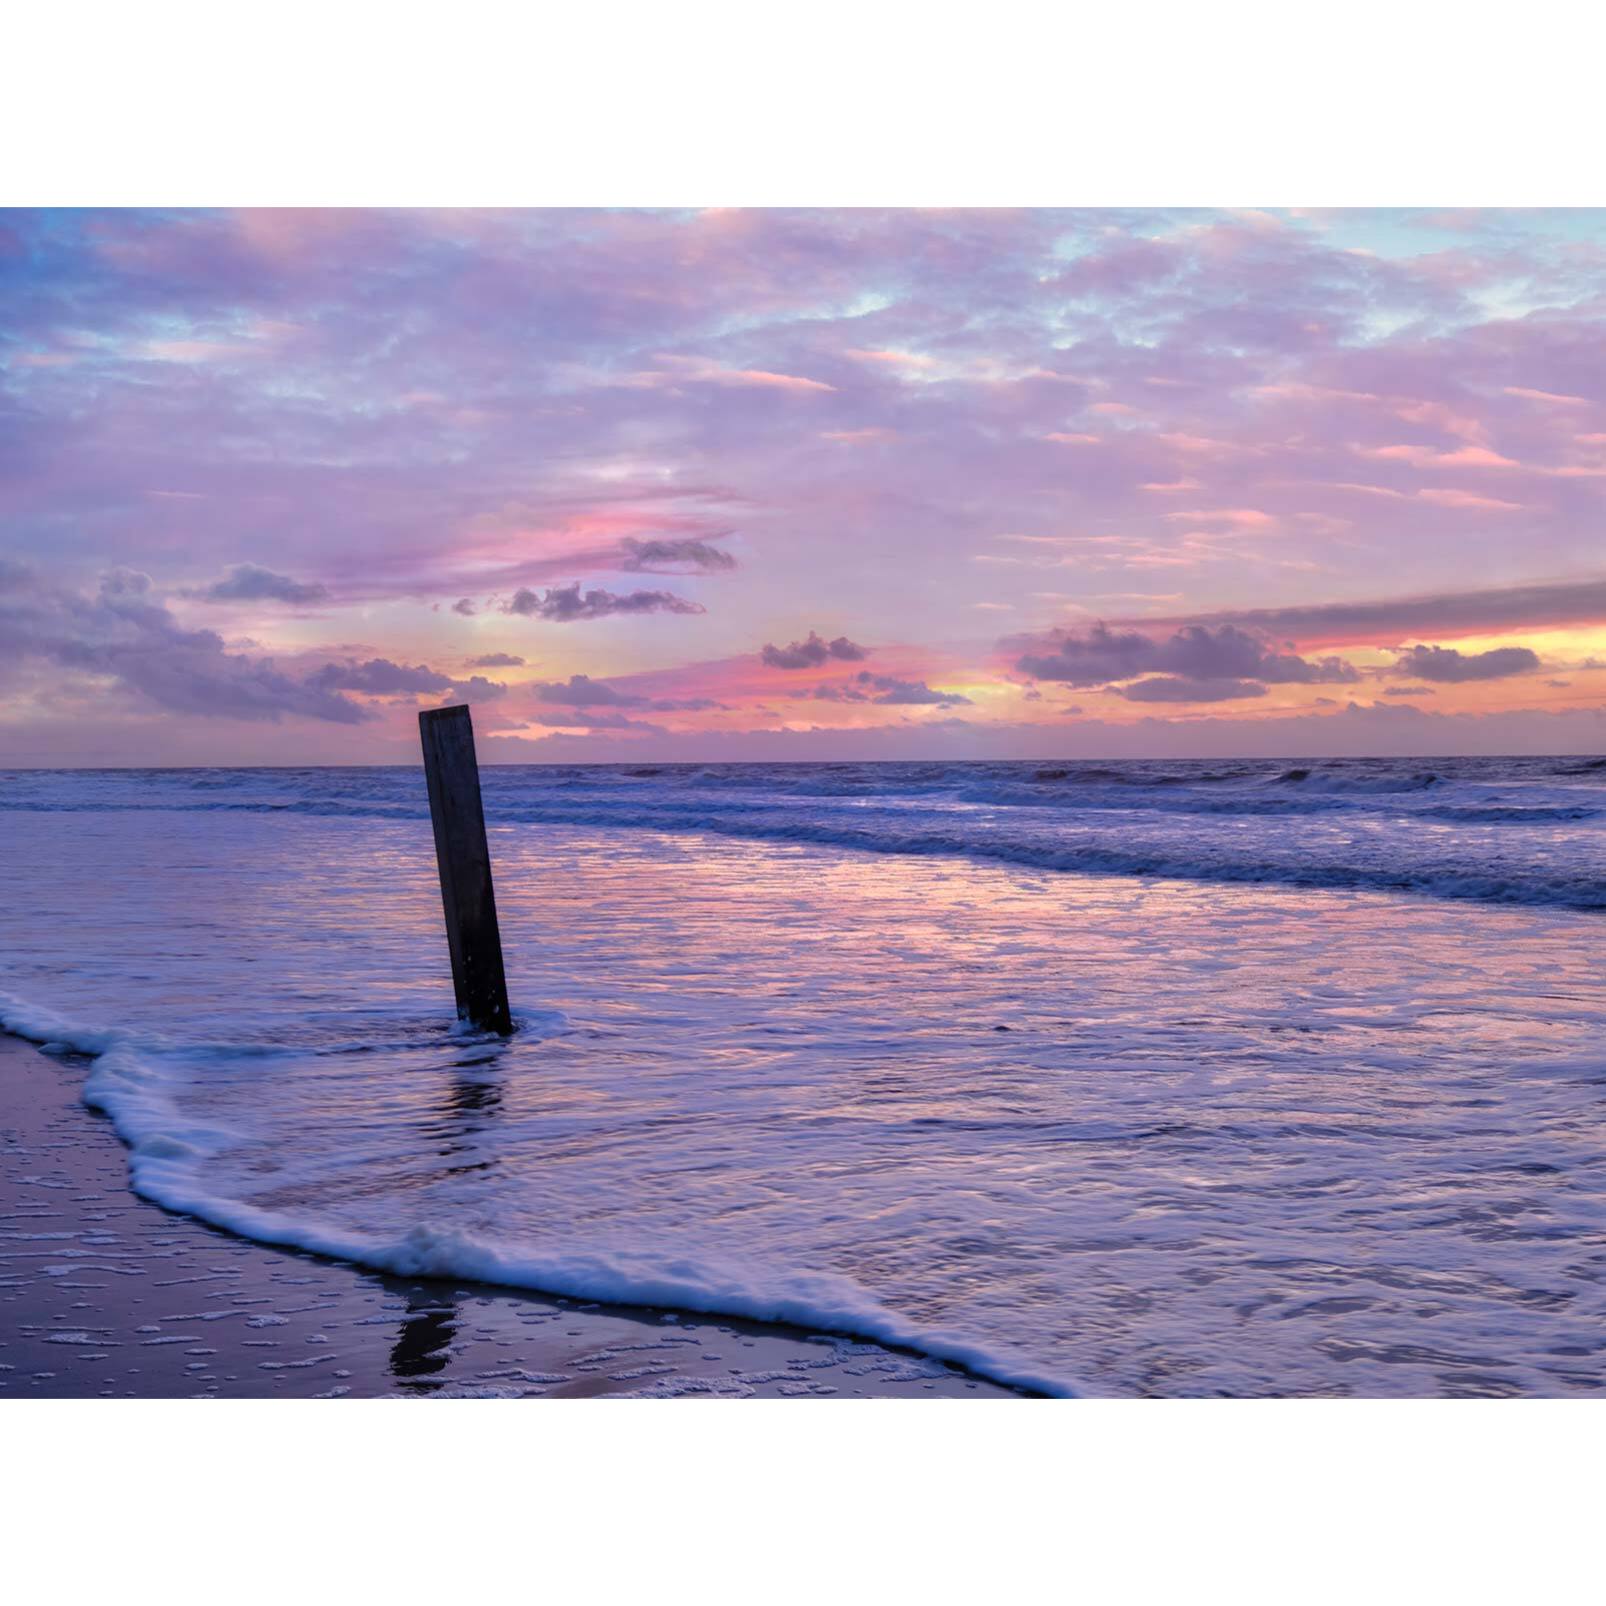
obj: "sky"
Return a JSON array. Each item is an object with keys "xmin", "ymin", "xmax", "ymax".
[{"xmin": 2, "ymin": 206, "xmax": 1604, "ymax": 766}]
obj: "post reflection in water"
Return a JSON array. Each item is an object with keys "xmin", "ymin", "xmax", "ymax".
[
  {"xmin": 425, "ymin": 1035, "xmax": 510, "ymax": 1177},
  {"xmin": 389, "ymin": 1289, "xmax": 460, "ymax": 1389},
  {"xmin": 388, "ymin": 1036, "xmax": 512, "ymax": 1390}
]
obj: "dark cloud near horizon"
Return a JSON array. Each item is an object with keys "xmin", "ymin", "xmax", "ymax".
[
  {"xmin": 1116, "ymin": 676, "xmax": 1269, "ymax": 703},
  {"xmin": 310, "ymin": 657, "xmax": 506, "ymax": 700},
  {"xmin": 523, "ymin": 708, "xmax": 667, "ymax": 734},
  {"xmin": 618, "ymin": 536, "xmax": 736, "ymax": 574},
  {"xmin": 811, "ymin": 671, "xmax": 969, "ymax": 706},
  {"xmin": 1382, "ymin": 684, "xmax": 1437, "ymax": 697},
  {"xmin": 531, "ymin": 673, "xmax": 641, "ymax": 708},
  {"xmin": 861, "ymin": 672, "xmax": 971, "ymax": 706},
  {"xmin": 310, "ymin": 658, "xmax": 450, "ymax": 695},
  {"xmin": 468, "ymin": 652, "xmax": 525, "ymax": 668},
  {"xmin": 1164, "ymin": 578, "xmax": 1606, "ymax": 649},
  {"xmin": 761, "ymin": 631, "xmax": 868, "ymax": 670},
  {"xmin": 0, "ymin": 565, "xmax": 368, "ymax": 724},
  {"xmin": 532, "ymin": 672, "xmax": 727, "ymax": 713},
  {"xmin": 505, "ymin": 583, "xmax": 705, "ymax": 621},
  {"xmin": 1016, "ymin": 622, "xmax": 1359, "ymax": 689},
  {"xmin": 189, "ymin": 563, "xmax": 329, "ymax": 606},
  {"xmin": 452, "ymin": 598, "xmax": 477, "ymax": 616},
  {"xmin": 447, "ymin": 676, "xmax": 508, "ymax": 701},
  {"xmin": 1392, "ymin": 643, "xmax": 1542, "ymax": 682}
]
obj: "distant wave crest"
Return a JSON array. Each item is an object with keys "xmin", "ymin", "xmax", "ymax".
[{"xmin": 3, "ymin": 755, "xmax": 1603, "ymax": 912}]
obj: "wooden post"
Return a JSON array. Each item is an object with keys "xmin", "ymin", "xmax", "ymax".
[{"xmin": 418, "ymin": 704, "xmax": 513, "ymax": 1035}]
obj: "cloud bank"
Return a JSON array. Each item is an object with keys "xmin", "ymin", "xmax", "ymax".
[
  {"xmin": 1014, "ymin": 622, "xmax": 1360, "ymax": 691},
  {"xmin": 0, "ymin": 565, "xmax": 365, "ymax": 723}
]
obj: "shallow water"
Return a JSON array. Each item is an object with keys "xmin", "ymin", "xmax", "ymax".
[{"xmin": 3, "ymin": 758, "xmax": 1605, "ymax": 1395}]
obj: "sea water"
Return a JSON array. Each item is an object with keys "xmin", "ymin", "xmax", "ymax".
[{"xmin": 2, "ymin": 756, "xmax": 1604, "ymax": 1395}]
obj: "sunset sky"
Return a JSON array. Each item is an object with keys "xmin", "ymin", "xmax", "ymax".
[{"xmin": 3, "ymin": 206, "xmax": 1604, "ymax": 765}]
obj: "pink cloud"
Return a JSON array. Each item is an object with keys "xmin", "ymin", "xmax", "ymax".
[
  {"xmin": 844, "ymin": 348, "xmax": 935, "ymax": 368},
  {"xmin": 139, "ymin": 339, "xmax": 254, "ymax": 363},
  {"xmin": 628, "ymin": 357, "xmax": 836, "ymax": 392},
  {"xmin": 1317, "ymin": 481, "xmax": 1409, "ymax": 499},
  {"xmin": 1417, "ymin": 488, "xmax": 1522, "ymax": 511},
  {"xmin": 1254, "ymin": 382, "xmax": 1378, "ymax": 403},
  {"xmin": 1158, "ymin": 433, "xmax": 1255, "ymax": 456},
  {"xmin": 1505, "ymin": 386, "xmax": 1591, "ymax": 406},
  {"xmin": 1161, "ymin": 508, "xmax": 1277, "ymax": 531},
  {"xmin": 1358, "ymin": 444, "xmax": 1519, "ymax": 469},
  {"xmin": 1391, "ymin": 400, "xmax": 1488, "ymax": 443}
]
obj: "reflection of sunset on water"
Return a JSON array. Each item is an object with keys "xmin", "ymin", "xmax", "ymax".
[{"xmin": 5, "ymin": 763, "xmax": 1602, "ymax": 1396}]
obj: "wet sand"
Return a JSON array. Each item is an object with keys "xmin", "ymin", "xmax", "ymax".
[{"xmin": 0, "ymin": 1034, "xmax": 1026, "ymax": 1399}]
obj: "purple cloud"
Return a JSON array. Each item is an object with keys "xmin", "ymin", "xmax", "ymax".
[
  {"xmin": 531, "ymin": 673, "xmax": 643, "ymax": 707},
  {"xmin": 857, "ymin": 671, "xmax": 971, "ymax": 706},
  {"xmin": 1015, "ymin": 622, "xmax": 1358, "ymax": 688},
  {"xmin": 523, "ymin": 708, "xmax": 666, "ymax": 734},
  {"xmin": 810, "ymin": 671, "xmax": 968, "ymax": 705},
  {"xmin": 1162, "ymin": 578, "xmax": 1606, "ymax": 650},
  {"xmin": 1392, "ymin": 644, "xmax": 1541, "ymax": 682},
  {"xmin": 529, "ymin": 672, "xmax": 726, "ymax": 713},
  {"xmin": 761, "ymin": 631, "xmax": 869, "ymax": 669},
  {"xmin": 505, "ymin": 584, "xmax": 704, "ymax": 621},
  {"xmin": 0, "ymin": 564, "xmax": 367, "ymax": 723},
  {"xmin": 310, "ymin": 657, "xmax": 506, "ymax": 700},
  {"xmin": 1116, "ymin": 676, "xmax": 1269, "ymax": 702},
  {"xmin": 191, "ymin": 563, "xmax": 329, "ymax": 606},
  {"xmin": 619, "ymin": 536, "xmax": 736, "ymax": 573},
  {"xmin": 309, "ymin": 658, "xmax": 453, "ymax": 695}
]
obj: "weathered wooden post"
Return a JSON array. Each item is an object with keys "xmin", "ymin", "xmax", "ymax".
[{"xmin": 418, "ymin": 704, "xmax": 513, "ymax": 1035}]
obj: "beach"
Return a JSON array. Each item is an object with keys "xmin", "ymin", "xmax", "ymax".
[
  {"xmin": 0, "ymin": 1034, "xmax": 1019, "ymax": 1398},
  {"xmin": 4, "ymin": 756, "xmax": 1605, "ymax": 1397}
]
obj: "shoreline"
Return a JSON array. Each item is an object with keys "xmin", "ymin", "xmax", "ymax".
[{"xmin": 0, "ymin": 1033, "xmax": 1028, "ymax": 1400}]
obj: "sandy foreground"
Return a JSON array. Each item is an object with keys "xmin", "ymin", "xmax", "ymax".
[{"xmin": 0, "ymin": 1034, "xmax": 1024, "ymax": 1399}]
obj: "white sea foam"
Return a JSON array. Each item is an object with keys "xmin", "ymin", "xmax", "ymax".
[{"xmin": 0, "ymin": 987, "xmax": 1075, "ymax": 1395}]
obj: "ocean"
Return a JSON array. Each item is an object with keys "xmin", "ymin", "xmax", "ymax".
[{"xmin": 3, "ymin": 755, "xmax": 1604, "ymax": 1396}]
